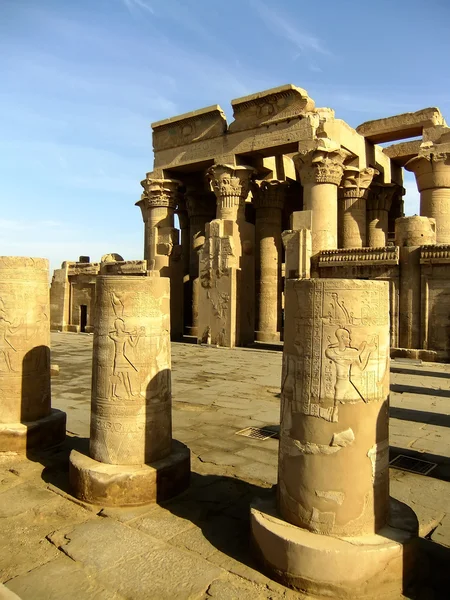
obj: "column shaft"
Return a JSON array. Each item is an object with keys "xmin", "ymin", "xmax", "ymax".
[
  {"xmin": 304, "ymin": 182, "xmax": 338, "ymax": 252},
  {"xmin": 90, "ymin": 275, "xmax": 172, "ymax": 465},
  {"xmin": 279, "ymin": 278, "xmax": 390, "ymax": 536}
]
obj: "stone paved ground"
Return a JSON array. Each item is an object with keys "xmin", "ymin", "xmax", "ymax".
[{"xmin": 1, "ymin": 333, "xmax": 449, "ymax": 600}]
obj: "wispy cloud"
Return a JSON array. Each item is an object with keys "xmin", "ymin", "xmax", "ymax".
[
  {"xmin": 122, "ymin": 0, "xmax": 154, "ymax": 16},
  {"xmin": 251, "ymin": 0, "xmax": 331, "ymax": 57}
]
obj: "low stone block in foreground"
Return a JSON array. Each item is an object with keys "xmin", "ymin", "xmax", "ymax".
[{"xmin": 70, "ymin": 274, "xmax": 190, "ymax": 506}]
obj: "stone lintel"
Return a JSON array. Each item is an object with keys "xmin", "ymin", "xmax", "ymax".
[
  {"xmin": 383, "ymin": 140, "xmax": 422, "ymax": 166},
  {"xmin": 99, "ymin": 260, "xmax": 147, "ymax": 275},
  {"xmin": 67, "ymin": 263, "xmax": 100, "ymax": 276},
  {"xmin": 152, "ymin": 105, "xmax": 227, "ymax": 152},
  {"xmin": 356, "ymin": 108, "xmax": 445, "ymax": 144},
  {"xmin": 229, "ymin": 84, "xmax": 315, "ymax": 133}
]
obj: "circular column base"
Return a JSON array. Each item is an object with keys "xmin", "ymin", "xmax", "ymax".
[
  {"xmin": 251, "ymin": 496, "xmax": 418, "ymax": 599},
  {"xmin": 255, "ymin": 331, "xmax": 281, "ymax": 343},
  {"xmin": 69, "ymin": 440, "xmax": 190, "ymax": 507},
  {"xmin": 0, "ymin": 409, "xmax": 66, "ymax": 453}
]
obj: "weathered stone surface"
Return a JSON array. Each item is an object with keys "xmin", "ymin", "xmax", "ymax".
[
  {"xmin": 69, "ymin": 440, "xmax": 190, "ymax": 506},
  {"xmin": 279, "ymin": 278, "xmax": 390, "ymax": 536},
  {"xmin": 357, "ymin": 107, "xmax": 445, "ymax": 143},
  {"xmin": 251, "ymin": 496, "xmax": 417, "ymax": 599},
  {"xmin": 0, "ymin": 257, "xmax": 66, "ymax": 452}
]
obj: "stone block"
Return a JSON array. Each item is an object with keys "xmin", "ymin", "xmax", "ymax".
[{"xmin": 357, "ymin": 107, "xmax": 445, "ymax": 143}]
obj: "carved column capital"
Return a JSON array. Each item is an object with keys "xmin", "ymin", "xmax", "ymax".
[
  {"xmin": 367, "ymin": 183, "xmax": 398, "ymax": 212},
  {"xmin": 293, "ymin": 144, "xmax": 347, "ymax": 186},
  {"xmin": 206, "ymin": 164, "xmax": 255, "ymax": 220},
  {"xmin": 185, "ymin": 188, "xmax": 216, "ymax": 220},
  {"xmin": 251, "ymin": 179, "xmax": 288, "ymax": 211},
  {"xmin": 140, "ymin": 176, "xmax": 182, "ymax": 210},
  {"xmin": 340, "ymin": 167, "xmax": 379, "ymax": 200},
  {"xmin": 405, "ymin": 146, "xmax": 450, "ymax": 190}
]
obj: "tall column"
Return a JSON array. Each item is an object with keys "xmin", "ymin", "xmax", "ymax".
[
  {"xmin": 339, "ymin": 167, "xmax": 377, "ymax": 248},
  {"xmin": 395, "ymin": 216, "xmax": 436, "ymax": 349},
  {"xmin": 136, "ymin": 176, "xmax": 184, "ymax": 339},
  {"xmin": 367, "ymin": 183, "xmax": 396, "ymax": 247},
  {"xmin": 294, "ymin": 141, "xmax": 346, "ymax": 255},
  {"xmin": 251, "ymin": 278, "xmax": 418, "ymax": 597},
  {"xmin": 406, "ymin": 148, "xmax": 450, "ymax": 243},
  {"xmin": 69, "ymin": 275, "xmax": 190, "ymax": 506},
  {"xmin": 176, "ymin": 197, "xmax": 190, "ymax": 334},
  {"xmin": 0, "ymin": 257, "xmax": 66, "ymax": 452},
  {"xmin": 252, "ymin": 180, "xmax": 287, "ymax": 343},
  {"xmin": 186, "ymin": 187, "xmax": 215, "ymax": 337},
  {"xmin": 198, "ymin": 164, "xmax": 255, "ymax": 347}
]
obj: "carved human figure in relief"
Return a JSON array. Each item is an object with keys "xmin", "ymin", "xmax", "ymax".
[
  {"xmin": 109, "ymin": 318, "xmax": 144, "ymax": 399},
  {"xmin": 325, "ymin": 327, "xmax": 377, "ymax": 402},
  {"xmin": 0, "ymin": 298, "xmax": 20, "ymax": 372}
]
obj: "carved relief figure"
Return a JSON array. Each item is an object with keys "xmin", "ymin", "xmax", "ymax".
[
  {"xmin": 109, "ymin": 318, "xmax": 144, "ymax": 399},
  {"xmin": 0, "ymin": 298, "xmax": 19, "ymax": 372},
  {"xmin": 325, "ymin": 327, "xmax": 377, "ymax": 402}
]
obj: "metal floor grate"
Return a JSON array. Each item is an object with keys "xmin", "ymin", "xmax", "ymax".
[
  {"xmin": 390, "ymin": 454, "xmax": 437, "ymax": 475},
  {"xmin": 235, "ymin": 426, "xmax": 278, "ymax": 441}
]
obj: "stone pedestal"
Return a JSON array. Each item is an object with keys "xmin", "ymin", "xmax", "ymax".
[
  {"xmin": 253, "ymin": 180, "xmax": 287, "ymax": 343},
  {"xmin": 395, "ymin": 216, "xmax": 436, "ymax": 350},
  {"xmin": 294, "ymin": 140, "xmax": 346, "ymax": 255},
  {"xmin": 197, "ymin": 164, "xmax": 255, "ymax": 347},
  {"xmin": 251, "ymin": 278, "xmax": 418, "ymax": 598},
  {"xmin": 406, "ymin": 148, "xmax": 450, "ymax": 243},
  {"xmin": 136, "ymin": 176, "xmax": 184, "ymax": 340},
  {"xmin": 0, "ymin": 257, "xmax": 66, "ymax": 452},
  {"xmin": 69, "ymin": 275, "xmax": 190, "ymax": 506},
  {"xmin": 339, "ymin": 167, "xmax": 377, "ymax": 249},
  {"xmin": 367, "ymin": 183, "xmax": 396, "ymax": 248}
]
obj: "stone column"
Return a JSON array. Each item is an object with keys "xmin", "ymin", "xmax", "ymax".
[
  {"xmin": 367, "ymin": 183, "xmax": 397, "ymax": 247},
  {"xmin": 0, "ymin": 257, "xmax": 66, "ymax": 452},
  {"xmin": 251, "ymin": 278, "xmax": 418, "ymax": 597},
  {"xmin": 294, "ymin": 141, "xmax": 346, "ymax": 255},
  {"xmin": 69, "ymin": 275, "xmax": 190, "ymax": 506},
  {"xmin": 339, "ymin": 167, "xmax": 377, "ymax": 248},
  {"xmin": 406, "ymin": 148, "xmax": 450, "ymax": 243},
  {"xmin": 176, "ymin": 197, "xmax": 190, "ymax": 335},
  {"xmin": 395, "ymin": 216, "xmax": 436, "ymax": 350},
  {"xmin": 252, "ymin": 180, "xmax": 287, "ymax": 343},
  {"xmin": 198, "ymin": 164, "xmax": 255, "ymax": 347},
  {"xmin": 186, "ymin": 187, "xmax": 215, "ymax": 337},
  {"xmin": 136, "ymin": 176, "xmax": 184, "ymax": 339}
]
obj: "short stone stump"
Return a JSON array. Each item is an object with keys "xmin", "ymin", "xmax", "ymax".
[
  {"xmin": 69, "ymin": 440, "xmax": 190, "ymax": 507},
  {"xmin": 0, "ymin": 409, "xmax": 66, "ymax": 453},
  {"xmin": 251, "ymin": 496, "xmax": 418, "ymax": 600}
]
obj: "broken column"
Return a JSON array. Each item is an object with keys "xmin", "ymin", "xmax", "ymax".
[
  {"xmin": 252, "ymin": 180, "xmax": 287, "ymax": 342},
  {"xmin": 395, "ymin": 216, "xmax": 436, "ymax": 350},
  {"xmin": 406, "ymin": 145, "xmax": 450, "ymax": 243},
  {"xmin": 338, "ymin": 167, "xmax": 377, "ymax": 248},
  {"xmin": 294, "ymin": 139, "xmax": 346, "ymax": 255},
  {"xmin": 251, "ymin": 278, "xmax": 418, "ymax": 597},
  {"xmin": 69, "ymin": 274, "xmax": 190, "ymax": 506},
  {"xmin": 0, "ymin": 257, "xmax": 66, "ymax": 452},
  {"xmin": 197, "ymin": 164, "xmax": 255, "ymax": 347},
  {"xmin": 136, "ymin": 176, "xmax": 184, "ymax": 339}
]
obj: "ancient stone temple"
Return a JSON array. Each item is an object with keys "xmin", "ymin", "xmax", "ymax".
[
  {"xmin": 251, "ymin": 278, "xmax": 418, "ymax": 597},
  {"xmin": 69, "ymin": 274, "xmax": 190, "ymax": 506},
  {"xmin": 131, "ymin": 84, "xmax": 450, "ymax": 357},
  {"xmin": 0, "ymin": 257, "xmax": 66, "ymax": 452}
]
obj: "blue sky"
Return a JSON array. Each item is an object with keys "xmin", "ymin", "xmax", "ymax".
[{"xmin": 1, "ymin": 0, "xmax": 450, "ymax": 275}]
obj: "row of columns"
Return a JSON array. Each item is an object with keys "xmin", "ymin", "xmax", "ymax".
[{"xmin": 136, "ymin": 147, "xmax": 450, "ymax": 344}]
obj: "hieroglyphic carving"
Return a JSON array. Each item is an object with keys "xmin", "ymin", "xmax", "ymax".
[
  {"xmin": 278, "ymin": 278, "xmax": 390, "ymax": 537},
  {"xmin": 90, "ymin": 275, "xmax": 172, "ymax": 466},
  {"xmin": 0, "ymin": 257, "xmax": 51, "ymax": 424}
]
